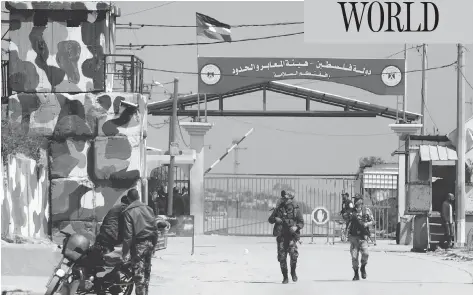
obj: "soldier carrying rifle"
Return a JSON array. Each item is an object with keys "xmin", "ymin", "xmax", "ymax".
[
  {"xmin": 342, "ymin": 194, "xmax": 374, "ymax": 281},
  {"xmin": 268, "ymin": 190, "xmax": 304, "ymax": 284}
]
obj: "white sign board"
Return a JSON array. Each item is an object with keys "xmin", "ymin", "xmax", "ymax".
[{"xmin": 311, "ymin": 206, "xmax": 330, "ymax": 225}]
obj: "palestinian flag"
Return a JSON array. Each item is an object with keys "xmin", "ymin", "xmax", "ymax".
[{"xmin": 196, "ymin": 12, "xmax": 232, "ymax": 42}]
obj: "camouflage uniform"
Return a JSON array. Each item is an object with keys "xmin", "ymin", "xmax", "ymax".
[
  {"xmin": 268, "ymin": 191, "xmax": 304, "ymax": 284},
  {"xmin": 344, "ymin": 197, "xmax": 373, "ymax": 281},
  {"xmin": 131, "ymin": 240, "xmax": 154, "ymax": 295}
]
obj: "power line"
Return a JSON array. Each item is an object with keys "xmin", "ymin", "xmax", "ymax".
[
  {"xmin": 178, "ymin": 122, "xmax": 190, "ymax": 148},
  {"xmin": 148, "ymin": 116, "xmax": 190, "ymax": 129},
  {"xmin": 143, "ymin": 61, "xmax": 457, "ymax": 81},
  {"xmin": 117, "ymin": 31, "xmax": 303, "ymax": 48},
  {"xmin": 385, "ymin": 45, "xmax": 421, "ymax": 59},
  {"xmin": 421, "ymin": 50, "xmax": 439, "ymax": 135},
  {"xmin": 460, "ymin": 68, "xmax": 473, "ymax": 91},
  {"xmin": 117, "ymin": 21, "xmax": 304, "ymax": 28},
  {"xmin": 120, "ymin": 1, "xmax": 175, "ymax": 17},
  {"xmin": 228, "ymin": 117, "xmax": 395, "ymax": 137}
]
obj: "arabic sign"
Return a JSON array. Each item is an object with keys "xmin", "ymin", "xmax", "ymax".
[{"xmin": 198, "ymin": 57, "xmax": 405, "ymax": 96}]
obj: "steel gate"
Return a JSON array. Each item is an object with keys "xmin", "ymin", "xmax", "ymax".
[{"xmin": 203, "ymin": 173, "xmax": 398, "ymax": 240}]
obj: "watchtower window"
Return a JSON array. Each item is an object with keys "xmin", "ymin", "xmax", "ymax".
[
  {"xmin": 67, "ymin": 11, "xmax": 88, "ymax": 27},
  {"xmin": 66, "ymin": 19, "xmax": 82, "ymax": 27},
  {"xmin": 33, "ymin": 12, "xmax": 48, "ymax": 27}
]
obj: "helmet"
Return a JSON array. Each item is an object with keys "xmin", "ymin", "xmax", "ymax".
[{"xmin": 63, "ymin": 233, "xmax": 90, "ymax": 261}]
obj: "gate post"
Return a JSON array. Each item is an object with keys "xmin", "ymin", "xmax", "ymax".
[{"xmin": 181, "ymin": 122, "xmax": 213, "ymax": 235}]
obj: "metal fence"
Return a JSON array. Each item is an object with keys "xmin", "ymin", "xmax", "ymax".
[
  {"xmin": 104, "ymin": 54, "xmax": 144, "ymax": 94},
  {"xmin": 149, "ymin": 165, "xmax": 190, "ymax": 193},
  {"xmin": 203, "ymin": 173, "xmax": 398, "ymax": 241}
]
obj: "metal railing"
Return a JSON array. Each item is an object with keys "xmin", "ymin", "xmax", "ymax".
[
  {"xmin": 203, "ymin": 173, "xmax": 398, "ymax": 241},
  {"xmin": 104, "ymin": 54, "xmax": 144, "ymax": 94},
  {"xmin": 2, "ymin": 60, "xmax": 11, "ymax": 100}
]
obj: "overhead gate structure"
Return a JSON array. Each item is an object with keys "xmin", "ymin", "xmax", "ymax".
[{"xmin": 203, "ymin": 173, "xmax": 398, "ymax": 240}]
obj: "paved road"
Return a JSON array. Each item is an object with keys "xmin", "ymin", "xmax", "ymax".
[
  {"xmin": 2, "ymin": 237, "xmax": 472, "ymax": 295},
  {"xmin": 150, "ymin": 237, "xmax": 473, "ymax": 295}
]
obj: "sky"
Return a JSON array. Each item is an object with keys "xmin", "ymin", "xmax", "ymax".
[{"xmin": 3, "ymin": 1, "xmax": 473, "ymax": 175}]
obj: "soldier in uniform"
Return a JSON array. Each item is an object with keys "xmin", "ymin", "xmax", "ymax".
[
  {"xmin": 122, "ymin": 189, "xmax": 158, "ymax": 295},
  {"xmin": 268, "ymin": 190, "xmax": 304, "ymax": 284},
  {"xmin": 343, "ymin": 194, "xmax": 374, "ymax": 281}
]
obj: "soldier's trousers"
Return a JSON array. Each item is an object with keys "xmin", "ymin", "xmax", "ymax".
[
  {"xmin": 349, "ymin": 236, "xmax": 369, "ymax": 269},
  {"xmin": 131, "ymin": 240, "xmax": 154, "ymax": 295},
  {"xmin": 276, "ymin": 236, "xmax": 299, "ymax": 267}
]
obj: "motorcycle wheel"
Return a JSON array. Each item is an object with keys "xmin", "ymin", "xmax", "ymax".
[
  {"xmin": 45, "ymin": 276, "xmax": 62, "ymax": 295},
  {"xmin": 119, "ymin": 270, "xmax": 134, "ymax": 295}
]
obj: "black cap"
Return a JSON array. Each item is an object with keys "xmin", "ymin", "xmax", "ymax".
[
  {"xmin": 354, "ymin": 194, "xmax": 363, "ymax": 205},
  {"xmin": 120, "ymin": 195, "xmax": 130, "ymax": 205}
]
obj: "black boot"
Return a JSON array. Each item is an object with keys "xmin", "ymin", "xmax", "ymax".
[
  {"xmin": 280, "ymin": 263, "xmax": 289, "ymax": 284},
  {"xmin": 360, "ymin": 264, "xmax": 367, "ymax": 279},
  {"xmin": 352, "ymin": 268, "xmax": 360, "ymax": 281},
  {"xmin": 290, "ymin": 263, "xmax": 298, "ymax": 282}
]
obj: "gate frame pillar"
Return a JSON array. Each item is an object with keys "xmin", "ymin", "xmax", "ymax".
[
  {"xmin": 389, "ymin": 123, "xmax": 422, "ymax": 221},
  {"xmin": 181, "ymin": 122, "xmax": 213, "ymax": 235}
]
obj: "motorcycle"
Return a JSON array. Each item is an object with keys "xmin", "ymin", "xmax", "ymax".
[
  {"xmin": 46, "ymin": 219, "xmax": 171, "ymax": 295},
  {"xmin": 45, "ymin": 231, "xmax": 134, "ymax": 295}
]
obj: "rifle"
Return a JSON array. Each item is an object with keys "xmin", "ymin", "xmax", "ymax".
[
  {"xmin": 270, "ymin": 203, "xmax": 302, "ymax": 244},
  {"xmin": 347, "ymin": 209, "xmax": 373, "ymax": 243}
]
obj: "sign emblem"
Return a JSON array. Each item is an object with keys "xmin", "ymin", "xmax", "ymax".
[
  {"xmin": 381, "ymin": 65, "xmax": 402, "ymax": 87},
  {"xmin": 311, "ymin": 206, "xmax": 330, "ymax": 225},
  {"xmin": 200, "ymin": 64, "xmax": 221, "ymax": 85}
]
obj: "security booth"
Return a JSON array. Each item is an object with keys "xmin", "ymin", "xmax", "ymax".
[
  {"xmin": 405, "ymin": 135, "xmax": 465, "ymax": 251},
  {"xmin": 146, "ymin": 147, "xmax": 195, "ymax": 213}
]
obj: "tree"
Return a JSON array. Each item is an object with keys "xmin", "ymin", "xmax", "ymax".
[
  {"xmin": 357, "ymin": 156, "xmax": 385, "ymax": 175},
  {"xmin": 272, "ymin": 182, "xmax": 295, "ymax": 194},
  {"xmin": 1, "ymin": 116, "xmax": 45, "ymax": 168}
]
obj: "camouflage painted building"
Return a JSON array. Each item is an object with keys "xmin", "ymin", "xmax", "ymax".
[{"xmin": 2, "ymin": 1, "xmax": 148, "ymax": 242}]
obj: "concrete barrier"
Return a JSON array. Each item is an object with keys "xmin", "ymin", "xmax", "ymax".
[{"xmin": 1, "ymin": 243, "xmax": 62, "ymax": 277}]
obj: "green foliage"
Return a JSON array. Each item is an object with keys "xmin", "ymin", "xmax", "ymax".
[
  {"xmin": 1, "ymin": 117, "xmax": 44, "ymax": 168},
  {"xmin": 357, "ymin": 156, "xmax": 385, "ymax": 174}
]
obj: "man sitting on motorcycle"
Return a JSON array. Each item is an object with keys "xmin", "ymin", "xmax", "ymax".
[
  {"xmin": 86, "ymin": 195, "xmax": 130, "ymax": 295},
  {"xmin": 95, "ymin": 195, "xmax": 130, "ymax": 254}
]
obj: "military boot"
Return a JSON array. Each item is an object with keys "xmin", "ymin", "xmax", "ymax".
[
  {"xmin": 281, "ymin": 264, "xmax": 289, "ymax": 284},
  {"xmin": 360, "ymin": 264, "xmax": 367, "ymax": 279},
  {"xmin": 290, "ymin": 262, "xmax": 298, "ymax": 282},
  {"xmin": 352, "ymin": 267, "xmax": 360, "ymax": 281}
]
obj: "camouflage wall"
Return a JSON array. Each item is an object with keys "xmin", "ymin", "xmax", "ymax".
[
  {"xmin": 6, "ymin": 91, "xmax": 148, "ymax": 241},
  {"xmin": 1, "ymin": 154, "xmax": 49, "ymax": 238},
  {"xmin": 6, "ymin": 1, "xmax": 118, "ymax": 93}
]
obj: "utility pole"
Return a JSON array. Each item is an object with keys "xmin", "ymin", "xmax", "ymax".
[
  {"xmin": 456, "ymin": 44, "xmax": 466, "ymax": 246},
  {"xmin": 167, "ymin": 78, "xmax": 179, "ymax": 215},
  {"xmin": 421, "ymin": 44, "xmax": 427, "ymax": 135},
  {"xmin": 402, "ymin": 44, "xmax": 408, "ymax": 123}
]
